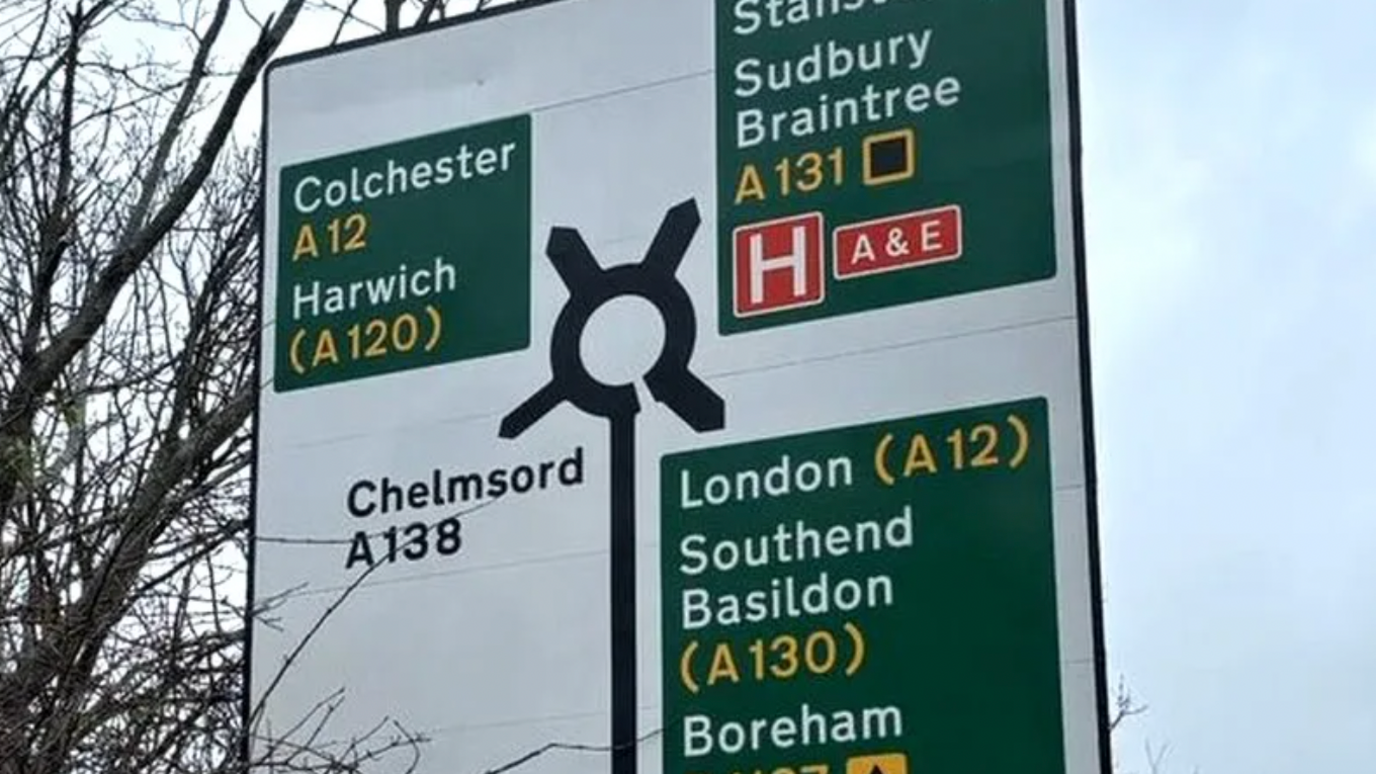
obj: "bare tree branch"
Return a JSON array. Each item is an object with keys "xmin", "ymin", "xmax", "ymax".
[{"xmin": 0, "ymin": 3, "xmax": 528, "ymax": 772}]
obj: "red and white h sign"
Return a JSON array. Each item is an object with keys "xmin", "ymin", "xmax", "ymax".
[{"xmin": 732, "ymin": 212, "xmax": 824, "ymax": 317}]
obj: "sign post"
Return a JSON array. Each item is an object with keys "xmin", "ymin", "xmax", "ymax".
[
  {"xmin": 499, "ymin": 200, "xmax": 725, "ymax": 774},
  {"xmin": 251, "ymin": 4, "xmax": 1108, "ymax": 774}
]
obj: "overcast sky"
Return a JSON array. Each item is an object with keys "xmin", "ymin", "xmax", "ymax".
[
  {"xmin": 1083, "ymin": 1, "xmax": 1376, "ymax": 771},
  {"xmin": 268, "ymin": 1, "xmax": 1376, "ymax": 771}
]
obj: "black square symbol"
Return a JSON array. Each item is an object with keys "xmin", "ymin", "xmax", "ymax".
[{"xmin": 869, "ymin": 137, "xmax": 910, "ymax": 178}]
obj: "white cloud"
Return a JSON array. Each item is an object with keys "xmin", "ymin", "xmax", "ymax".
[{"xmin": 1355, "ymin": 106, "xmax": 1376, "ymax": 185}]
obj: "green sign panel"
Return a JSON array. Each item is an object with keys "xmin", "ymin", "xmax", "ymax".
[
  {"xmin": 716, "ymin": 0, "xmax": 1057, "ymax": 333},
  {"xmin": 274, "ymin": 114, "xmax": 532, "ymax": 392},
  {"xmin": 661, "ymin": 398, "xmax": 1065, "ymax": 774}
]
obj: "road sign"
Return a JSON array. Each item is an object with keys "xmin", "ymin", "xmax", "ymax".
[
  {"xmin": 251, "ymin": 4, "xmax": 1108, "ymax": 774},
  {"xmin": 715, "ymin": 0, "xmax": 1060, "ymax": 334},
  {"xmin": 275, "ymin": 117, "xmax": 532, "ymax": 391},
  {"xmin": 661, "ymin": 399, "xmax": 1062, "ymax": 772}
]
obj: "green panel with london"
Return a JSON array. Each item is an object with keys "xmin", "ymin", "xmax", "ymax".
[
  {"xmin": 661, "ymin": 398, "xmax": 1065, "ymax": 774},
  {"xmin": 717, "ymin": 0, "xmax": 1057, "ymax": 332},
  {"xmin": 274, "ymin": 115, "xmax": 531, "ymax": 391}
]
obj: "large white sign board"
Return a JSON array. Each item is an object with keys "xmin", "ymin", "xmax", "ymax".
[{"xmin": 251, "ymin": 2, "xmax": 1110, "ymax": 774}]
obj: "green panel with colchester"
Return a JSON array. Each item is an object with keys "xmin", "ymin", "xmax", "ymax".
[{"xmin": 274, "ymin": 114, "xmax": 532, "ymax": 392}]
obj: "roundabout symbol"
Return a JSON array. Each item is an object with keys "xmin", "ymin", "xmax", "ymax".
[{"xmin": 501, "ymin": 198, "xmax": 725, "ymax": 774}]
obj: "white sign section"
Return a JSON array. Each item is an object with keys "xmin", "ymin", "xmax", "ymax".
[{"xmin": 251, "ymin": 4, "xmax": 1109, "ymax": 774}]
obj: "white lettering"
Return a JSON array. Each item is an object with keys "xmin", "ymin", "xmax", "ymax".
[
  {"xmin": 363, "ymin": 172, "xmax": 383, "ymax": 199},
  {"xmin": 735, "ymin": 58, "xmax": 763, "ymax": 99},
  {"xmin": 738, "ymin": 108, "xmax": 765, "ymax": 149},
  {"xmin": 289, "ymin": 256, "xmax": 460, "ymax": 322},
  {"xmin": 294, "ymin": 176, "xmax": 321, "ymax": 214},
  {"xmin": 324, "ymin": 180, "xmax": 347, "ymax": 208},
  {"xmin": 680, "ymin": 469, "xmax": 705, "ymax": 509},
  {"xmin": 934, "ymin": 75, "xmax": 961, "ymax": 106},
  {"xmin": 907, "ymin": 29, "xmax": 932, "ymax": 69},
  {"xmin": 732, "ymin": 0, "xmax": 761, "ymax": 35},
  {"xmin": 684, "ymin": 716, "xmax": 713, "ymax": 757},
  {"xmin": 679, "ymin": 535, "xmax": 708, "ymax": 576},
  {"xmin": 293, "ymin": 281, "xmax": 320, "ymax": 321},
  {"xmin": 681, "ymin": 703, "xmax": 904, "ymax": 757},
  {"xmin": 683, "ymin": 589, "xmax": 711, "ymax": 630},
  {"xmin": 289, "ymin": 141, "xmax": 524, "ymax": 215},
  {"xmin": 749, "ymin": 225, "xmax": 810, "ymax": 304}
]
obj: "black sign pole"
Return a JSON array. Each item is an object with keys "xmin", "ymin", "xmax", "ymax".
[{"xmin": 501, "ymin": 199, "xmax": 724, "ymax": 774}]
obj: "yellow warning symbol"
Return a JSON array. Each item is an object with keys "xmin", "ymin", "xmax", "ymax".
[{"xmin": 846, "ymin": 752, "xmax": 909, "ymax": 774}]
